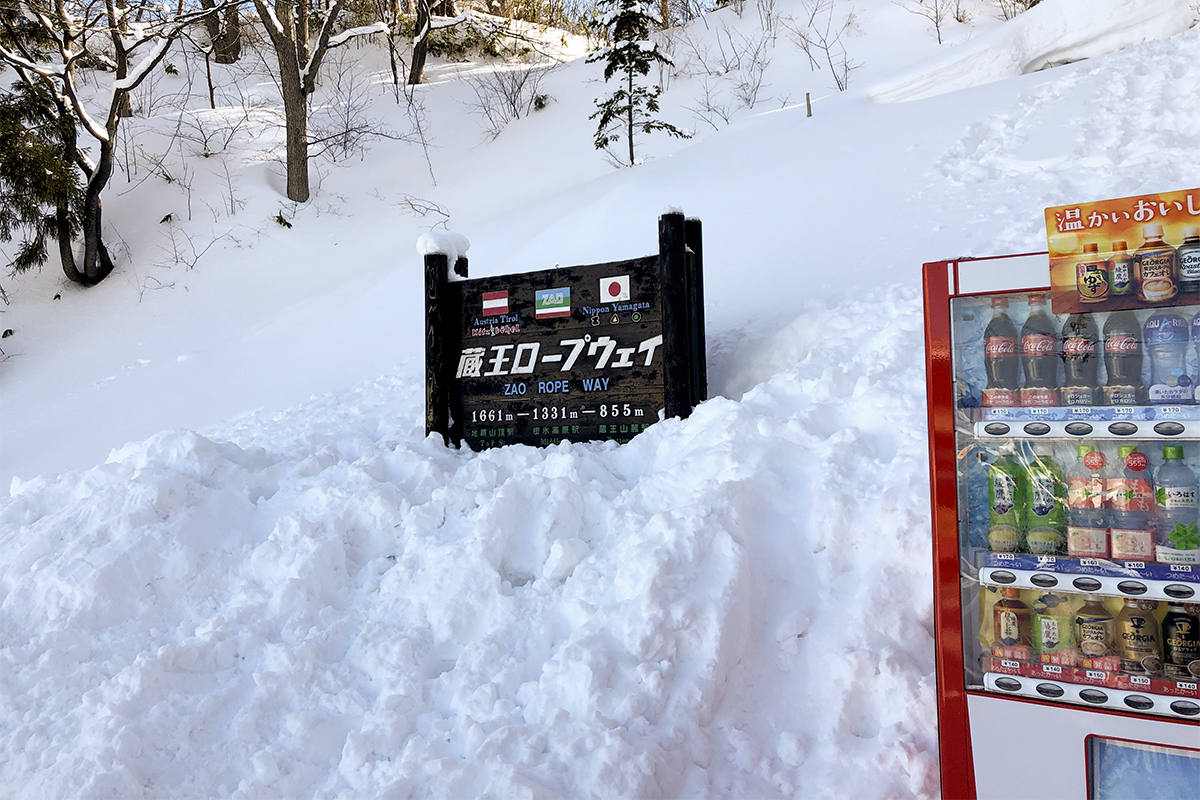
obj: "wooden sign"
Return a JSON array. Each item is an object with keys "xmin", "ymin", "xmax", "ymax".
[{"xmin": 425, "ymin": 212, "xmax": 706, "ymax": 449}]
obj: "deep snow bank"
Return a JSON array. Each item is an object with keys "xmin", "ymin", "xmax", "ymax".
[
  {"xmin": 0, "ymin": 287, "xmax": 935, "ymax": 798},
  {"xmin": 870, "ymin": 0, "xmax": 1196, "ymax": 103}
]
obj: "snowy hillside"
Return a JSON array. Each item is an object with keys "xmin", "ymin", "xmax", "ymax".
[{"xmin": 2, "ymin": 0, "xmax": 1199, "ymax": 797}]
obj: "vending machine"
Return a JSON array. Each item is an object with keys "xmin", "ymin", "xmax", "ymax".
[{"xmin": 923, "ymin": 248, "xmax": 1200, "ymax": 800}]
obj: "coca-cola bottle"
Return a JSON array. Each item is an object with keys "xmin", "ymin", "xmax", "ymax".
[
  {"xmin": 1021, "ymin": 293, "xmax": 1059, "ymax": 406},
  {"xmin": 1103, "ymin": 310, "xmax": 1145, "ymax": 406},
  {"xmin": 1061, "ymin": 313, "xmax": 1099, "ymax": 407},
  {"xmin": 983, "ymin": 297, "xmax": 1020, "ymax": 407}
]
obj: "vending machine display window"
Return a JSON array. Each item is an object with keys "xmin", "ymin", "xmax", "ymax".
[
  {"xmin": 1085, "ymin": 736, "xmax": 1200, "ymax": 800},
  {"xmin": 925, "ymin": 254, "xmax": 1200, "ymax": 800}
]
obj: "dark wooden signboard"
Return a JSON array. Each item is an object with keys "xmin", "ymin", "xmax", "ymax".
[{"xmin": 426, "ymin": 212, "xmax": 706, "ymax": 449}]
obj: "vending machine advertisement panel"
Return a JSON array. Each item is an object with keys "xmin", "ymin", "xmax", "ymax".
[{"xmin": 923, "ymin": 230, "xmax": 1200, "ymax": 798}]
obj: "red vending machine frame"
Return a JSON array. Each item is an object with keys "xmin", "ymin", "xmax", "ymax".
[{"xmin": 924, "ymin": 253, "xmax": 1200, "ymax": 800}]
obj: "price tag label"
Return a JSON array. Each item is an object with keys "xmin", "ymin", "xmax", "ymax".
[
  {"xmin": 1086, "ymin": 670, "xmax": 1106, "ymax": 680},
  {"xmin": 1001, "ymin": 660, "xmax": 1020, "ymax": 669},
  {"xmin": 1170, "ymin": 564, "xmax": 1194, "ymax": 573},
  {"xmin": 1115, "ymin": 406, "xmax": 1134, "ymax": 415},
  {"xmin": 1071, "ymin": 407, "xmax": 1092, "ymax": 415},
  {"xmin": 1029, "ymin": 407, "xmax": 1049, "ymax": 416},
  {"xmin": 1161, "ymin": 406, "xmax": 1183, "ymax": 415},
  {"xmin": 1178, "ymin": 681, "xmax": 1198, "ymax": 691},
  {"xmin": 1131, "ymin": 675, "xmax": 1151, "ymax": 686},
  {"xmin": 1124, "ymin": 561, "xmax": 1146, "ymax": 569},
  {"xmin": 1042, "ymin": 665, "xmax": 1063, "ymax": 675},
  {"xmin": 1081, "ymin": 559, "xmax": 1102, "ymax": 567}
]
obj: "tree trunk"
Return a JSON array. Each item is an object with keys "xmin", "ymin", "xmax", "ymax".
[
  {"xmin": 216, "ymin": 6, "xmax": 242, "ymax": 63},
  {"xmin": 201, "ymin": 0, "xmax": 242, "ymax": 63},
  {"xmin": 280, "ymin": 66, "xmax": 310, "ymax": 202},
  {"xmin": 627, "ymin": 69, "xmax": 635, "ymax": 166},
  {"xmin": 53, "ymin": 98, "xmax": 114, "ymax": 285},
  {"xmin": 408, "ymin": 0, "xmax": 430, "ymax": 84}
]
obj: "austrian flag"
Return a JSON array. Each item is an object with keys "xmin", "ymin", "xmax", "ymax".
[{"xmin": 482, "ymin": 291, "xmax": 508, "ymax": 316}]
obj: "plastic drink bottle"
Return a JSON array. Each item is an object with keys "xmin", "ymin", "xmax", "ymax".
[
  {"xmin": 1161, "ymin": 603, "xmax": 1200, "ymax": 680},
  {"xmin": 988, "ymin": 449, "xmax": 1025, "ymax": 553},
  {"xmin": 1024, "ymin": 443, "xmax": 1065, "ymax": 555},
  {"xmin": 1135, "ymin": 223, "xmax": 1179, "ymax": 302},
  {"xmin": 1115, "ymin": 598, "xmax": 1162, "ymax": 675},
  {"xmin": 1194, "ymin": 311, "xmax": 1200, "ymax": 401},
  {"xmin": 1177, "ymin": 226, "xmax": 1200, "ymax": 297},
  {"xmin": 1102, "ymin": 311, "xmax": 1143, "ymax": 406},
  {"xmin": 983, "ymin": 297, "xmax": 1020, "ymax": 408},
  {"xmin": 1061, "ymin": 313, "xmax": 1099, "ymax": 406},
  {"xmin": 1109, "ymin": 445, "xmax": 1155, "ymax": 561},
  {"xmin": 1154, "ymin": 445, "xmax": 1199, "ymax": 565},
  {"xmin": 1020, "ymin": 293, "xmax": 1059, "ymax": 406},
  {"xmin": 1032, "ymin": 592, "xmax": 1076, "ymax": 665},
  {"xmin": 1067, "ymin": 444, "xmax": 1109, "ymax": 558},
  {"xmin": 1075, "ymin": 242, "xmax": 1110, "ymax": 303},
  {"xmin": 1109, "ymin": 240, "xmax": 1133, "ymax": 297},
  {"xmin": 1075, "ymin": 595, "xmax": 1115, "ymax": 667},
  {"xmin": 993, "ymin": 587, "xmax": 1032, "ymax": 660},
  {"xmin": 1144, "ymin": 312, "xmax": 1192, "ymax": 403}
]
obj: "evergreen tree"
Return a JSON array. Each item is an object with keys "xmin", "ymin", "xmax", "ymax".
[
  {"xmin": 587, "ymin": 0, "xmax": 688, "ymax": 167},
  {"xmin": 0, "ymin": 76, "xmax": 83, "ymax": 274},
  {"xmin": 0, "ymin": 6, "xmax": 82, "ymax": 274}
]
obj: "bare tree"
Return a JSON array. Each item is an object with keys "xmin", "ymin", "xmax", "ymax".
[
  {"xmin": 0, "ymin": 0, "xmax": 240, "ymax": 285},
  {"xmin": 252, "ymin": 0, "xmax": 385, "ymax": 202},
  {"xmin": 994, "ymin": 0, "xmax": 1041, "ymax": 20},
  {"xmin": 900, "ymin": 0, "xmax": 951, "ymax": 44},
  {"xmin": 464, "ymin": 63, "xmax": 556, "ymax": 139},
  {"xmin": 782, "ymin": 0, "xmax": 858, "ymax": 92}
]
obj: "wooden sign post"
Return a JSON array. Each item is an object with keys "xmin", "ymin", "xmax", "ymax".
[{"xmin": 425, "ymin": 211, "xmax": 706, "ymax": 449}]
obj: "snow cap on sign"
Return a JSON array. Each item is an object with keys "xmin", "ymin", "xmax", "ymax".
[{"xmin": 416, "ymin": 231, "xmax": 471, "ymax": 280}]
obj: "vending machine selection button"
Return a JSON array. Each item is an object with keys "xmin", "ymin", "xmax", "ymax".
[
  {"xmin": 1072, "ymin": 577, "xmax": 1103, "ymax": 592},
  {"xmin": 989, "ymin": 570, "xmax": 1017, "ymax": 584},
  {"xmin": 1116, "ymin": 580, "xmax": 1148, "ymax": 596},
  {"xmin": 1064, "ymin": 422, "xmax": 1093, "ymax": 436},
  {"xmin": 1030, "ymin": 573, "xmax": 1058, "ymax": 588},
  {"xmin": 983, "ymin": 422, "xmax": 1011, "ymax": 436},
  {"xmin": 1123, "ymin": 695, "xmax": 1155, "ymax": 711},
  {"xmin": 1170, "ymin": 700, "xmax": 1199, "ymax": 716},
  {"xmin": 1164, "ymin": 584, "xmax": 1196, "ymax": 599},
  {"xmin": 1107, "ymin": 422, "xmax": 1139, "ymax": 436},
  {"xmin": 1022, "ymin": 422, "xmax": 1051, "ymax": 436},
  {"xmin": 1035, "ymin": 683, "xmax": 1064, "ymax": 698},
  {"xmin": 994, "ymin": 677, "xmax": 1022, "ymax": 692},
  {"xmin": 1079, "ymin": 689, "xmax": 1109, "ymax": 704},
  {"xmin": 1153, "ymin": 421, "xmax": 1186, "ymax": 436}
]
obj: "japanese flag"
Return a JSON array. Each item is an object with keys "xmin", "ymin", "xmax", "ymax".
[{"xmin": 599, "ymin": 275, "xmax": 630, "ymax": 303}]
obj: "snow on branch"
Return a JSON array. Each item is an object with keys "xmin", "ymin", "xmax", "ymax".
[
  {"xmin": 113, "ymin": 35, "xmax": 171, "ymax": 91},
  {"xmin": 327, "ymin": 21, "xmax": 389, "ymax": 48}
]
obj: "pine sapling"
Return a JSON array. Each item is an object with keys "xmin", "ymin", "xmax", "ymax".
[{"xmin": 588, "ymin": 0, "xmax": 689, "ymax": 166}]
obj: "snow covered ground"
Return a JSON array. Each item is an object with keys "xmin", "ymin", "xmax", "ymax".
[{"xmin": 2, "ymin": 1, "xmax": 1199, "ymax": 797}]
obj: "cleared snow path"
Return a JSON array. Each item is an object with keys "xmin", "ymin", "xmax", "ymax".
[{"xmin": 0, "ymin": 288, "xmax": 934, "ymax": 799}]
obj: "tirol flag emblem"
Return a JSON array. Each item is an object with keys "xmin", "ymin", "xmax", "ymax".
[
  {"xmin": 535, "ymin": 287, "xmax": 571, "ymax": 319},
  {"xmin": 482, "ymin": 290, "xmax": 508, "ymax": 316},
  {"xmin": 600, "ymin": 275, "xmax": 630, "ymax": 303}
]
